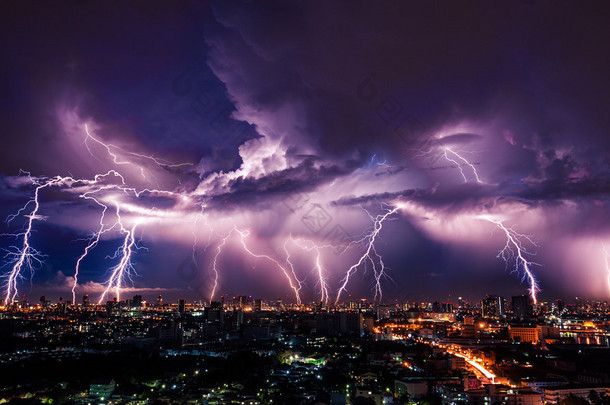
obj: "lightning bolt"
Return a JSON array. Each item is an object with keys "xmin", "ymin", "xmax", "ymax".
[
  {"xmin": 603, "ymin": 245, "xmax": 610, "ymax": 292},
  {"xmin": 335, "ymin": 203, "xmax": 401, "ymax": 305},
  {"xmin": 209, "ymin": 229, "xmax": 231, "ymax": 302},
  {"xmin": 480, "ymin": 215, "xmax": 541, "ymax": 304},
  {"xmin": 210, "ymin": 227, "xmax": 303, "ymax": 305},
  {"xmin": 2, "ymin": 121, "xmax": 197, "ymax": 305},
  {"xmin": 84, "ymin": 124, "xmax": 192, "ymax": 175},
  {"xmin": 442, "ymin": 147, "xmax": 482, "ymax": 183},
  {"xmin": 191, "ymin": 203, "xmax": 213, "ymax": 271},
  {"xmin": 235, "ymin": 228, "xmax": 303, "ymax": 305},
  {"xmin": 72, "ymin": 192, "xmax": 110, "ymax": 304},
  {"xmin": 2, "ymin": 175, "xmax": 52, "ymax": 305},
  {"xmin": 288, "ymin": 237, "xmax": 330, "ymax": 304},
  {"xmin": 98, "ymin": 210, "xmax": 141, "ymax": 304},
  {"xmin": 2, "ymin": 171, "xmax": 123, "ymax": 305}
]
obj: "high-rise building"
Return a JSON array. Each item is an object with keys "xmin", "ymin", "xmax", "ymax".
[
  {"xmin": 254, "ymin": 299, "xmax": 263, "ymax": 312},
  {"xmin": 106, "ymin": 299, "xmax": 120, "ymax": 316},
  {"xmin": 231, "ymin": 309, "xmax": 244, "ymax": 330},
  {"xmin": 153, "ymin": 322, "xmax": 184, "ymax": 348},
  {"xmin": 462, "ymin": 316, "xmax": 475, "ymax": 338},
  {"xmin": 441, "ymin": 302, "xmax": 454, "ymax": 313},
  {"xmin": 132, "ymin": 295, "xmax": 142, "ymax": 308},
  {"xmin": 204, "ymin": 301, "xmax": 224, "ymax": 337},
  {"xmin": 82, "ymin": 294, "xmax": 89, "ymax": 307},
  {"xmin": 178, "ymin": 299, "xmax": 186, "ymax": 314},
  {"xmin": 511, "ymin": 295, "xmax": 532, "ymax": 320},
  {"xmin": 554, "ymin": 299, "xmax": 565, "ymax": 314},
  {"xmin": 482, "ymin": 295, "xmax": 505, "ymax": 319},
  {"xmin": 156, "ymin": 295, "xmax": 163, "ymax": 307}
]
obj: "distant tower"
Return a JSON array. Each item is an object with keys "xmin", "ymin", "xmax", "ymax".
[
  {"xmin": 156, "ymin": 295, "xmax": 163, "ymax": 307},
  {"xmin": 40, "ymin": 296, "xmax": 46, "ymax": 308},
  {"xmin": 178, "ymin": 299, "xmax": 186, "ymax": 314},
  {"xmin": 82, "ymin": 294, "xmax": 90, "ymax": 307}
]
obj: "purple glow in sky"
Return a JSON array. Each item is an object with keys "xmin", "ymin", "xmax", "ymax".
[{"xmin": 2, "ymin": 2, "xmax": 610, "ymax": 304}]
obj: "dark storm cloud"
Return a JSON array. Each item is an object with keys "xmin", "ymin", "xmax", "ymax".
[
  {"xmin": 205, "ymin": 157, "xmax": 363, "ymax": 210},
  {"xmin": 206, "ymin": 1, "xmax": 610, "ymax": 167},
  {"xmin": 0, "ymin": 1, "xmax": 230, "ymax": 177}
]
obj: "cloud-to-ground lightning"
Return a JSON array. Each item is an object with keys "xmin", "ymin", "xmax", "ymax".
[
  {"xmin": 209, "ymin": 229, "xmax": 232, "ymax": 303},
  {"xmin": 287, "ymin": 237, "xmax": 330, "ymax": 304},
  {"xmin": 236, "ymin": 228, "xmax": 303, "ymax": 305},
  {"xmin": 209, "ymin": 227, "xmax": 303, "ymax": 305},
  {"xmin": 335, "ymin": 203, "xmax": 402, "ymax": 305},
  {"xmin": 603, "ymin": 245, "xmax": 610, "ymax": 294},
  {"xmin": 480, "ymin": 215, "xmax": 541, "ymax": 304},
  {"xmin": 1, "ymin": 121, "xmax": 200, "ymax": 305},
  {"xmin": 72, "ymin": 191, "xmax": 111, "ymax": 304},
  {"xmin": 2, "ymin": 174, "xmax": 54, "ymax": 305},
  {"xmin": 98, "ymin": 214, "xmax": 141, "ymax": 304},
  {"xmin": 2, "ymin": 171, "xmax": 109, "ymax": 303}
]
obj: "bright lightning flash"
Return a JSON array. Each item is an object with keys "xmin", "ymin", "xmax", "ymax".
[
  {"xmin": 210, "ymin": 227, "xmax": 303, "ymax": 305},
  {"xmin": 604, "ymin": 245, "xmax": 610, "ymax": 293},
  {"xmin": 480, "ymin": 215, "xmax": 541, "ymax": 304},
  {"xmin": 335, "ymin": 203, "xmax": 401, "ymax": 305},
  {"xmin": 442, "ymin": 147, "xmax": 482, "ymax": 183},
  {"xmin": 2, "ymin": 122, "xmax": 198, "ymax": 305},
  {"xmin": 288, "ymin": 237, "xmax": 330, "ymax": 305}
]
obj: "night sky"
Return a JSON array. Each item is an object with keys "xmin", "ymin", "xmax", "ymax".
[{"xmin": 2, "ymin": 1, "xmax": 610, "ymax": 305}]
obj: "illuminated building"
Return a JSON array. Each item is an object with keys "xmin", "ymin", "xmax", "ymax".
[
  {"xmin": 468, "ymin": 384, "xmax": 542, "ymax": 405},
  {"xmin": 106, "ymin": 299, "xmax": 120, "ymax": 316},
  {"xmin": 89, "ymin": 378, "xmax": 115, "ymax": 398},
  {"xmin": 462, "ymin": 316, "xmax": 475, "ymax": 338},
  {"xmin": 508, "ymin": 325, "xmax": 538, "ymax": 343},
  {"xmin": 542, "ymin": 385, "xmax": 610, "ymax": 404},
  {"xmin": 481, "ymin": 295, "xmax": 505, "ymax": 319}
]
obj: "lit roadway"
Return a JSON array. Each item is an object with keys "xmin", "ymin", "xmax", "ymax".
[{"xmin": 436, "ymin": 343, "xmax": 496, "ymax": 384}]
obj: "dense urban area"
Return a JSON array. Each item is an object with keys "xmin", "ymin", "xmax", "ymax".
[{"xmin": 1, "ymin": 294, "xmax": 609, "ymax": 405}]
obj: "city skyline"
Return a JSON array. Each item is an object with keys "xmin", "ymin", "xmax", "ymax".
[{"xmin": 3, "ymin": 3, "xmax": 610, "ymax": 306}]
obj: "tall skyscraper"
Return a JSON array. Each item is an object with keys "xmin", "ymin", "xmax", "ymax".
[
  {"xmin": 511, "ymin": 295, "xmax": 532, "ymax": 320},
  {"xmin": 482, "ymin": 295, "xmax": 505, "ymax": 319},
  {"xmin": 82, "ymin": 294, "xmax": 89, "ymax": 307},
  {"xmin": 204, "ymin": 301, "xmax": 224, "ymax": 337}
]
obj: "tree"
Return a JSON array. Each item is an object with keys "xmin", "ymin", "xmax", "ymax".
[{"xmin": 589, "ymin": 390, "xmax": 610, "ymax": 405}]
